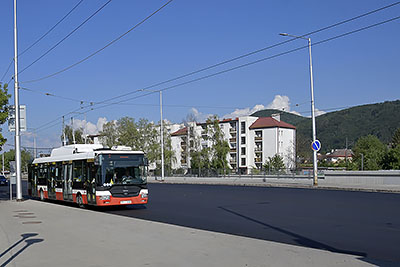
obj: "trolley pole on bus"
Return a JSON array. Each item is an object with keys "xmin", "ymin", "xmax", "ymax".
[
  {"xmin": 13, "ymin": 0, "xmax": 23, "ymax": 201},
  {"xmin": 140, "ymin": 89, "xmax": 164, "ymax": 181}
]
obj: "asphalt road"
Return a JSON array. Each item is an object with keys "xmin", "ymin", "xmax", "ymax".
[
  {"xmin": 2, "ymin": 181, "xmax": 399, "ymax": 264},
  {"xmin": 107, "ymin": 183, "xmax": 400, "ymax": 265}
]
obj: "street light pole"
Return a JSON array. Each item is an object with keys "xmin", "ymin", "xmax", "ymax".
[
  {"xmin": 13, "ymin": 0, "xmax": 23, "ymax": 200},
  {"xmin": 141, "ymin": 89, "xmax": 164, "ymax": 181},
  {"xmin": 280, "ymin": 33, "xmax": 318, "ymax": 186},
  {"xmin": 159, "ymin": 91, "xmax": 164, "ymax": 181}
]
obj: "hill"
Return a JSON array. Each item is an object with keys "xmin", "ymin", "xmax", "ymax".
[{"xmin": 252, "ymin": 100, "xmax": 400, "ymax": 152}]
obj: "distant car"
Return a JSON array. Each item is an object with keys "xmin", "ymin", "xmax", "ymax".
[{"xmin": 0, "ymin": 175, "xmax": 8, "ymax": 186}]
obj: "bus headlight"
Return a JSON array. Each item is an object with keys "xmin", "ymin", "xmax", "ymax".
[{"xmin": 140, "ymin": 189, "xmax": 148, "ymax": 198}]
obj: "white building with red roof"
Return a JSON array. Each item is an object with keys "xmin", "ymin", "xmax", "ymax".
[{"xmin": 170, "ymin": 114, "xmax": 296, "ymax": 174}]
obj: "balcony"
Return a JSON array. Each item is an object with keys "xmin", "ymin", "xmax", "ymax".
[
  {"xmin": 229, "ymin": 138, "xmax": 237, "ymax": 143},
  {"xmin": 230, "ymin": 159, "xmax": 237, "ymax": 164},
  {"xmin": 254, "ymin": 158, "xmax": 262, "ymax": 163},
  {"xmin": 255, "ymin": 136, "xmax": 262, "ymax": 141},
  {"xmin": 229, "ymin": 128, "xmax": 237, "ymax": 133},
  {"xmin": 255, "ymin": 147, "xmax": 262, "ymax": 153},
  {"xmin": 230, "ymin": 148, "xmax": 237, "ymax": 153}
]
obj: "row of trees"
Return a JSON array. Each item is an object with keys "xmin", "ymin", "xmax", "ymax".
[{"xmin": 351, "ymin": 128, "xmax": 400, "ymax": 170}]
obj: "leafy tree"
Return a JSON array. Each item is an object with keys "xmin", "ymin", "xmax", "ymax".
[
  {"xmin": 263, "ymin": 154, "xmax": 285, "ymax": 173},
  {"xmin": 61, "ymin": 125, "xmax": 84, "ymax": 144},
  {"xmin": 100, "ymin": 121, "xmax": 119, "ymax": 147},
  {"xmin": 0, "ymin": 83, "xmax": 11, "ymax": 148},
  {"xmin": 1, "ymin": 149, "xmax": 33, "ymax": 172},
  {"xmin": 204, "ymin": 115, "xmax": 230, "ymax": 170},
  {"xmin": 391, "ymin": 128, "xmax": 400, "ymax": 148},
  {"xmin": 381, "ymin": 146, "xmax": 400, "ymax": 170},
  {"xmin": 99, "ymin": 117, "xmax": 175, "ymax": 168},
  {"xmin": 352, "ymin": 135, "xmax": 387, "ymax": 170}
]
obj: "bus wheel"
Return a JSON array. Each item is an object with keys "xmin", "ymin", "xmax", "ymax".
[
  {"xmin": 40, "ymin": 190, "xmax": 44, "ymax": 201},
  {"xmin": 76, "ymin": 194, "xmax": 85, "ymax": 208}
]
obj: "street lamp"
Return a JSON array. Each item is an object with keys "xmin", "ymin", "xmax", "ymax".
[
  {"xmin": 141, "ymin": 89, "xmax": 164, "ymax": 181},
  {"xmin": 280, "ymin": 33, "xmax": 318, "ymax": 186}
]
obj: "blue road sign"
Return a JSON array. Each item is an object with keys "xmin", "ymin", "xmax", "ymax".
[{"xmin": 311, "ymin": 140, "xmax": 321, "ymax": 152}]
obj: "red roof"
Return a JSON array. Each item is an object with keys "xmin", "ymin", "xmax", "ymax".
[
  {"xmin": 171, "ymin": 127, "xmax": 188, "ymax": 136},
  {"xmin": 249, "ymin": 117, "xmax": 296, "ymax": 130}
]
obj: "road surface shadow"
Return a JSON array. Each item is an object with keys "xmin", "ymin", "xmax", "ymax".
[{"xmin": 218, "ymin": 206, "xmax": 366, "ymax": 257}]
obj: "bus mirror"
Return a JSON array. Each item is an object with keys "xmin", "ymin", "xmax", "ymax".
[
  {"xmin": 144, "ymin": 158, "xmax": 149, "ymax": 166},
  {"xmin": 94, "ymin": 156, "xmax": 100, "ymax": 165}
]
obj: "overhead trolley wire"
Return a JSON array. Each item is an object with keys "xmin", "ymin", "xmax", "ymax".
[
  {"xmin": 20, "ymin": 86, "xmax": 93, "ymax": 104},
  {"xmin": 20, "ymin": 0, "xmax": 175, "ymax": 84},
  {"xmin": 83, "ymin": 15, "xmax": 400, "ymax": 113},
  {"xmin": 0, "ymin": 0, "xmax": 85, "ymax": 82},
  {"xmin": 14, "ymin": 0, "xmax": 112, "ymax": 79},
  {"xmin": 19, "ymin": 1, "xmax": 400, "ymax": 88},
  {"xmin": 33, "ymin": 9, "xmax": 400, "ymax": 133}
]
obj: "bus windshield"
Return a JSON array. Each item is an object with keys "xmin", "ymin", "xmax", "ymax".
[{"xmin": 99, "ymin": 154, "xmax": 147, "ymax": 186}]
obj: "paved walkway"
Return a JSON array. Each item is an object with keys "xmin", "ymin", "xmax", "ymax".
[
  {"xmin": 148, "ymin": 176, "xmax": 400, "ymax": 193},
  {"xmin": 0, "ymin": 199, "xmax": 378, "ymax": 267}
]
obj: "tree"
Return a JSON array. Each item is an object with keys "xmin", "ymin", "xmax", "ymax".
[
  {"xmin": 391, "ymin": 128, "xmax": 400, "ymax": 148},
  {"xmin": 0, "ymin": 83, "xmax": 11, "ymax": 149},
  {"xmin": 352, "ymin": 135, "xmax": 386, "ymax": 170},
  {"xmin": 100, "ymin": 121, "xmax": 119, "ymax": 147},
  {"xmin": 1, "ymin": 149, "xmax": 33, "ymax": 173},
  {"xmin": 263, "ymin": 154, "xmax": 285, "ymax": 174},
  {"xmin": 204, "ymin": 115, "xmax": 230, "ymax": 170},
  {"xmin": 61, "ymin": 125, "xmax": 84, "ymax": 144}
]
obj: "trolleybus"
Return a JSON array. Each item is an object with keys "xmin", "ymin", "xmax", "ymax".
[{"xmin": 28, "ymin": 144, "xmax": 149, "ymax": 207}]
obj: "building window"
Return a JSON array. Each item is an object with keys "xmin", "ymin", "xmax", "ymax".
[
  {"xmin": 241, "ymin": 147, "xmax": 246, "ymax": 155},
  {"xmin": 255, "ymin": 130, "xmax": 262, "ymax": 138},
  {"xmin": 241, "ymin": 122, "xmax": 246, "ymax": 134},
  {"xmin": 241, "ymin": 158, "xmax": 246, "ymax": 165},
  {"xmin": 241, "ymin": 136, "xmax": 246, "ymax": 144}
]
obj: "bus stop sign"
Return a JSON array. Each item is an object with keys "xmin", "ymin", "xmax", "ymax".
[{"xmin": 311, "ymin": 140, "xmax": 321, "ymax": 152}]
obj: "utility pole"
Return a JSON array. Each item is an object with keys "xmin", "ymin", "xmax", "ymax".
[
  {"xmin": 13, "ymin": 0, "xmax": 23, "ymax": 201},
  {"xmin": 160, "ymin": 91, "xmax": 164, "ymax": 181},
  {"xmin": 62, "ymin": 116, "xmax": 66, "ymax": 146},
  {"xmin": 140, "ymin": 89, "xmax": 165, "ymax": 181},
  {"xmin": 71, "ymin": 117, "xmax": 76, "ymax": 144},
  {"xmin": 33, "ymin": 129, "xmax": 37, "ymax": 159},
  {"xmin": 280, "ymin": 33, "xmax": 318, "ymax": 186}
]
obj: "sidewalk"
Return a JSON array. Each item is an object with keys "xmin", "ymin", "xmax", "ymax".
[
  {"xmin": 148, "ymin": 176, "xmax": 400, "ymax": 193},
  {"xmin": 0, "ymin": 199, "xmax": 376, "ymax": 266}
]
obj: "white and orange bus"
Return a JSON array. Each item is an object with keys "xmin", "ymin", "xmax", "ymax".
[{"xmin": 28, "ymin": 144, "xmax": 149, "ymax": 207}]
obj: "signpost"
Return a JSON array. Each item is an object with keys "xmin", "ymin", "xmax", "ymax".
[
  {"xmin": 8, "ymin": 105, "xmax": 27, "ymax": 132},
  {"xmin": 311, "ymin": 140, "xmax": 321, "ymax": 152}
]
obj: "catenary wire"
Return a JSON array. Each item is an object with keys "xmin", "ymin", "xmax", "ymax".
[
  {"xmin": 33, "ymin": 15, "xmax": 400, "ymax": 133},
  {"xmin": 1, "ymin": 1, "xmax": 85, "ymax": 82},
  {"xmin": 1, "ymin": 0, "xmax": 85, "ymax": 82},
  {"xmin": 19, "ymin": 0, "xmax": 400, "ymax": 98},
  {"xmin": 15, "ymin": 0, "xmax": 112, "ymax": 78},
  {"xmin": 20, "ymin": 86, "xmax": 93, "ymax": 104},
  {"xmin": 20, "ymin": 0, "xmax": 174, "ymax": 84},
  {"xmin": 82, "ymin": 15, "xmax": 400, "ymax": 112}
]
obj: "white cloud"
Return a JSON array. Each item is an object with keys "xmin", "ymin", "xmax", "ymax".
[
  {"xmin": 190, "ymin": 108, "xmax": 213, "ymax": 122},
  {"xmin": 223, "ymin": 95, "xmax": 301, "ymax": 119},
  {"xmin": 72, "ymin": 117, "xmax": 108, "ymax": 135}
]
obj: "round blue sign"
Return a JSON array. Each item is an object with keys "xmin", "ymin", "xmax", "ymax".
[{"xmin": 311, "ymin": 140, "xmax": 321, "ymax": 152}]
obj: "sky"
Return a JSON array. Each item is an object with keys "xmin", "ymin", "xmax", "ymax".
[{"xmin": 0, "ymin": 0, "xmax": 399, "ymax": 151}]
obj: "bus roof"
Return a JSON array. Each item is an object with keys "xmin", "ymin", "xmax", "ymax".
[{"xmin": 32, "ymin": 144, "xmax": 145, "ymax": 164}]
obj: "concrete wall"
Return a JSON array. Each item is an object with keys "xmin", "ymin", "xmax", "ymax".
[{"xmin": 323, "ymin": 170, "xmax": 400, "ymax": 186}]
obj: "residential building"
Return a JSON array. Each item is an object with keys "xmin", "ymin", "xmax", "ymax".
[{"xmin": 170, "ymin": 114, "xmax": 296, "ymax": 174}]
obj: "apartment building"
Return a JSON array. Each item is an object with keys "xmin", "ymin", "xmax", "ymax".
[{"xmin": 170, "ymin": 114, "xmax": 296, "ymax": 173}]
